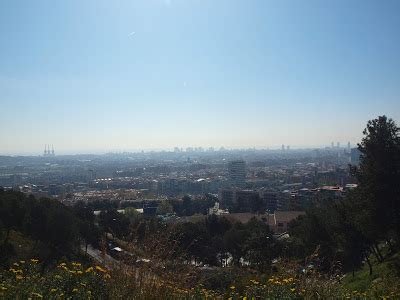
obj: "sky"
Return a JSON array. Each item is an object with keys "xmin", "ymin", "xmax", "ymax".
[{"xmin": 0, "ymin": 0, "xmax": 399, "ymax": 155}]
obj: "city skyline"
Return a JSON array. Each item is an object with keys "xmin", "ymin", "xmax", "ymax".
[
  {"xmin": 1, "ymin": 0, "xmax": 400, "ymax": 154},
  {"xmin": 4, "ymin": 140, "xmax": 355, "ymax": 156}
]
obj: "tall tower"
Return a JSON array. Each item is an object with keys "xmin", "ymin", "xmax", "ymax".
[
  {"xmin": 228, "ymin": 160, "xmax": 246, "ymax": 188},
  {"xmin": 51, "ymin": 144, "xmax": 55, "ymax": 156}
]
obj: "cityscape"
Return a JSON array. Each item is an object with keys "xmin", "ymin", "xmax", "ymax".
[
  {"xmin": 1, "ymin": 0, "xmax": 399, "ymax": 299},
  {"xmin": 1, "ymin": 143, "xmax": 361, "ymax": 220},
  {"xmin": 0, "ymin": 144, "xmax": 362, "ymax": 237}
]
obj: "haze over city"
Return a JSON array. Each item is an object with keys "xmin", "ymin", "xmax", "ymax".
[
  {"xmin": 1, "ymin": 0, "xmax": 399, "ymax": 155},
  {"xmin": 1, "ymin": 1, "xmax": 400, "ymax": 298}
]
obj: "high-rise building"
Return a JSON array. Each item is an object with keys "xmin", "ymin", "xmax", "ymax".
[
  {"xmin": 228, "ymin": 160, "xmax": 246, "ymax": 187},
  {"xmin": 219, "ymin": 188, "xmax": 235, "ymax": 208},
  {"xmin": 263, "ymin": 191, "xmax": 278, "ymax": 213}
]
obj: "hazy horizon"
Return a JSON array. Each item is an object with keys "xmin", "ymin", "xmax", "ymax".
[
  {"xmin": 0, "ymin": 143, "xmax": 359, "ymax": 156},
  {"xmin": 1, "ymin": 0, "xmax": 399, "ymax": 154}
]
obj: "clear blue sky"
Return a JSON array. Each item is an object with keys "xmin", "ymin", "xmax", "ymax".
[{"xmin": 1, "ymin": 0, "xmax": 399, "ymax": 154}]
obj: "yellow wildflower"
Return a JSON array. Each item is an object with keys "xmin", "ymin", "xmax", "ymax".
[
  {"xmin": 95, "ymin": 265, "xmax": 107, "ymax": 273},
  {"xmin": 20, "ymin": 260, "xmax": 25, "ymax": 264},
  {"xmin": 230, "ymin": 286, "xmax": 235, "ymax": 290},
  {"xmin": 16, "ymin": 275, "xmax": 23, "ymax": 280},
  {"xmin": 243, "ymin": 297, "xmax": 247, "ymax": 300},
  {"xmin": 290, "ymin": 288, "xmax": 296, "ymax": 292},
  {"xmin": 50, "ymin": 289, "xmax": 57, "ymax": 293},
  {"xmin": 31, "ymin": 259, "xmax": 39, "ymax": 263},
  {"xmin": 77, "ymin": 271, "xmax": 83, "ymax": 275},
  {"xmin": 31, "ymin": 292, "xmax": 43, "ymax": 298},
  {"xmin": 85, "ymin": 267, "xmax": 94, "ymax": 273},
  {"xmin": 72, "ymin": 288, "xmax": 78, "ymax": 293}
]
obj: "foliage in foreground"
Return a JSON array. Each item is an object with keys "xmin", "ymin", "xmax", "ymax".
[
  {"xmin": 1, "ymin": 259, "xmax": 400, "ymax": 299},
  {"xmin": 0, "ymin": 259, "xmax": 108, "ymax": 298}
]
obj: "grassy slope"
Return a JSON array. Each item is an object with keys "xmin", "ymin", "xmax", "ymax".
[
  {"xmin": 342, "ymin": 251, "xmax": 400, "ymax": 292},
  {"xmin": 2, "ymin": 230, "xmax": 39, "ymax": 260}
]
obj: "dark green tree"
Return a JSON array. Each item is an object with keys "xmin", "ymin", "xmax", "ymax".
[
  {"xmin": 223, "ymin": 223, "xmax": 247, "ymax": 266},
  {"xmin": 182, "ymin": 195, "xmax": 193, "ymax": 216},
  {"xmin": 156, "ymin": 201, "xmax": 173, "ymax": 215},
  {"xmin": 243, "ymin": 218, "xmax": 275, "ymax": 272},
  {"xmin": 98, "ymin": 209, "xmax": 130, "ymax": 239},
  {"xmin": 351, "ymin": 116, "xmax": 400, "ymax": 246}
]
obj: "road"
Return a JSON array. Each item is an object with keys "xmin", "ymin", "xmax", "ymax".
[{"xmin": 81, "ymin": 244, "xmax": 122, "ymax": 270}]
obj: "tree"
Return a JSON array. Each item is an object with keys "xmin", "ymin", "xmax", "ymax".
[
  {"xmin": 98, "ymin": 209, "xmax": 130, "ymax": 239},
  {"xmin": 125, "ymin": 207, "xmax": 141, "ymax": 222},
  {"xmin": 72, "ymin": 201, "xmax": 100, "ymax": 252},
  {"xmin": 0, "ymin": 191, "xmax": 26, "ymax": 244},
  {"xmin": 352, "ymin": 116, "xmax": 400, "ymax": 245},
  {"xmin": 47, "ymin": 208, "xmax": 79, "ymax": 253},
  {"xmin": 205, "ymin": 215, "xmax": 231, "ymax": 237},
  {"xmin": 182, "ymin": 195, "xmax": 193, "ymax": 216},
  {"xmin": 156, "ymin": 201, "xmax": 173, "ymax": 215},
  {"xmin": 288, "ymin": 207, "xmax": 338, "ymax": 271},
  {"xmin": 331, "ymin": 198, "xmax": 370, "ymax": 275},
  {"xmin": 223, "ymin": 223, "xmax": 247, "ymax": 266},
  {"xmin": 243, "ymin": 218, "xmax": 275, "ymax": 272}
]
